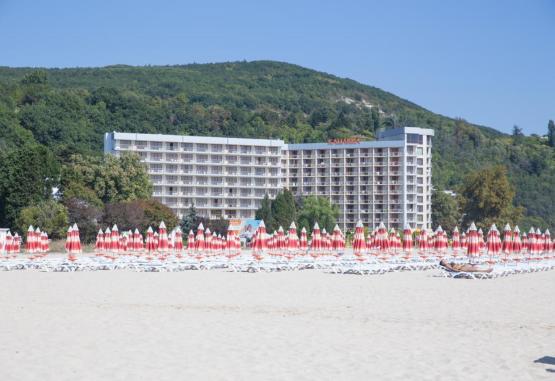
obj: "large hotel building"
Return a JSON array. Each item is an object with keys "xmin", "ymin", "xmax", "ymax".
[{"xmin": 104, "ymin": 127, "xmax": 433, "ymax": 231}]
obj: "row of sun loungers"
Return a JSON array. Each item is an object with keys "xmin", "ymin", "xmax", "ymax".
[{"xmin": 1, "ymin": 251, "xmax": 554, "ymax": 279}]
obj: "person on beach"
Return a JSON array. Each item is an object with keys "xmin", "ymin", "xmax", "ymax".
[{"xmin": 439, "ymin": 259, "xmax": 493, "ymax": 273}]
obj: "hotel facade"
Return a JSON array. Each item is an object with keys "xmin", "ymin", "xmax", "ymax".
[{"xmin": 104, "ymin": 127, "xmax": 434, "ymax": 231}]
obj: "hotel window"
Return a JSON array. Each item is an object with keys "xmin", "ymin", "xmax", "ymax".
[{"xmin": 407, "ymin": 134, "xmax": 423, "ymax": 144}]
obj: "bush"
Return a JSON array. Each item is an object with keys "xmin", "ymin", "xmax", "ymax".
[
  {"xmin": 102, "ymin": 199, "xmax": 178, "ymax": 233},
  {"xmin": 16, "ymin": 200, "xmax": 68, "ymax": 239}
]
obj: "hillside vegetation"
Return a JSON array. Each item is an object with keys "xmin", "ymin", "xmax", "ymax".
[{"xmin": 0, "ymin": 61, "xmax": 553, "ymax": 228}]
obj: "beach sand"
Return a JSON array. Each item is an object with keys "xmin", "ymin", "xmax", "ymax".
[{"xmin": 0, "ymin": 269, "xmax": 553, "ymax": 380}]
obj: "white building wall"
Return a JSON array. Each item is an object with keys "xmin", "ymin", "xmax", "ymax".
[{"xmin": 104, "ymin": 127, "xmax": 433, "ymax": 231}]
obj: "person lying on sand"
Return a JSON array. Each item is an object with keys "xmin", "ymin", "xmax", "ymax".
[{"xmin": 439, "ymin": 259, "xmax": 493, "ymax": 273}]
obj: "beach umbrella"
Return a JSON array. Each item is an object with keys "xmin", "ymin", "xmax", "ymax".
[
  {"xmin": 13, "ymin": 233, "xmax": 21, "ymax": 254},
  {"xmin": 545, "ymin": 229, "xmax": 552, "ymax": 253},
  {"xmin": 352, "ymin": 220, "xmax": 366, "ymax": 254},
  {"xmin": 434, "ymin": 226, "xmax": 448, "ymax": 253},
  {"xmin": 40, "ymin": 232, "xmax": 48, "ymax": 253},
  {"xmin": 466, "ymin": 222, "xmax": 480, "ymax": 260},
  {"xmin": 512, "ymin": 226, "xmax": 522, "ymax": 253},
  {"xmin": 195, "ymin": 223, "xmax": 205, "ymax": 251},
  {"xmin": 451, "ymin": 227, "xmax": 461, "ymax": 251},
  {"xmin": 310, "ymin": 222, "xmax": 322, "ymax": 251},
  {"xmin": 332, "ymin": 224, "xmax": 344, "ymax": 251},
  {"xmin": 374, "ymin": 222, "xmax": 389, "ymax": 251},
  {"xmin": 478, "ymin": 228, "xmax": 485, "ymax": 251},
  {"xmin": 95, "ymin": 229, "xmax": 104, "ymax": 251},
  {"xmin": 418, "ymin": 229, "xmax": 429, "ymax": 251},
  {"xmin": 158, "ymin": 221, "xmax": 169, "ymax": 252},
  {"xmin": 174, "ymin": 226, "xmax": 183, "ymax": 251},
  {"xmin": 132, "ymin": 229, "xmax": 142, "ymax": 251},
  {"xmin": 26, "ymin": 225, "xmax": 36, "ymax": 253},
  {"xmin": 153, "ymin": 232, "xmax": 159, "ymax": 250},
  {"xmin": 276, "ymin": 226, "xmax": 286, "ymax": 250},
  {"xmin": 5, "ymin": 232, "xmax": 14, "ymax": 256},
  {"xmin": 252, "ymin": 220, "xmax": 268, "ymax": 251},
  {"xmin": 145, "ymin": 226, "xmax": 156, "ymax": 252},
  {"xmin": 502, "ymin": 224, "xmax": 513, "ymax": 255},
  {"xmin": 366, "ymin": 229, "xmax": 375, "ymax": 250},
  {"xmin": 300, "ymin": 227, "xmax": 308, "ymax": 251},
  {"xmin": 287, "ymin": 222, "xmax": 299, "ymax": 251},
  {"xmin": 486, "ymin": 224, "xmax": 502, "ymax": 256},
  {"xmin": 72, "ymin": 223, "xmax": 82, "ymax": 253},
  {"xmin": 527, "ymin": 227, "xmax": 537, "ymax": 256},
  {"xmin": 187, "ymin": 230, "xmax": 195, "ymax": 250},
  {"xmin": 111, "ymin": 225, "xmax": 120, "ymax": 253},
  {"xmin": 65, "ymin": 225, "xmax": 72, "ymax": 253},
  {"xmin": 402, "ymin": 225, "xmax": 413, "ymax": 252},
  {"xmin": 460, "ymin": 232, "xmax": 467, "ymax": 250}
]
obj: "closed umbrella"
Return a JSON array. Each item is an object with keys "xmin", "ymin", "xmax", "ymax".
[
  {"xmin": 352, "ymin": 220, "xmax": 366, "ymax": 254},
  {"xmin": 287, "ymin": 222, "xmax": 299, "ymax": 251},
  {"xmin": 466, "ymin": 222, "xmax": 480, "ymax": 261},
  {"xmin": 402, "ymin": 225, "xmax": 413, "ymax": 252}
]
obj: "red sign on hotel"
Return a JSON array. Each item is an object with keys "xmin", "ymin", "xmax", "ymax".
[{"xmin": 327, "ymin": 137, "xmax": 361, "ymax": 144}]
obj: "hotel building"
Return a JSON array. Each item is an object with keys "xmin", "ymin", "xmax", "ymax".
[{"xmin": 104, "ymin": 127, "xmax": 433, "ymax": 231}]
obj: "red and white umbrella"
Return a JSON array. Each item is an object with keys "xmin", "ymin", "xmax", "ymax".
[
  {"xmin": 402, "ymin": 225, "xmax": 413, "ymax": 252},
  {"xmin": 133, "ymin": 229, "xmax": 142, "ymax": 251},
  {"xmin": 5, "ymin": 232, "xmax": 14, "ymax": 256},
  {"xmin": 174, "ymin": 226, "xmax": 183, "ymax": 251},
  {"xmin": 502, "ymin": 223, "xmax": 512, "ymax": 255},
  {"xmin": 310, "ymin": 222, "xmax": 322, "ymax": 251},
  {"xmin": 478, "ymin": 228, "xmax": 486, "ymax": 251},
  {"xmin": 65, "ymin": 225, "xmax": 72, "ymax": 253},
  {"xmin": 486, "ymin": 224, "xmax": 502, "ymax": 256},
  {"xmin": 352, "ymin": 220, "xmax": 366, "ymax": 254},
  {"xmin": 95, "ymin": 229, "xmax": 104, "ymax": 251},
  {"xmin": 40, "ymin": 232, "xmax": 49, "ymax": 253},
  {"xmin": 13, "ymin": 232, "xmax": 21, "ymax": 254},
  {"xmin": 512, "ymin": 226, "xmax": 522, "ymax": 253},
  {"xmin": 252, "ymin": 220, "xmax": 268, "ymax": 251},
  {"xmin": 287, "ymin": 222, "xmax": 299, "ymax": 251},
  {"xmin": 111, "ymin": 225, "xmax": 120, "ymax": 253},
  {"xmin": 158, "ymin": 221, "xmax": 169, "ymax": 252},
  {"xmin": 466, "ymin": 222, "xmax": 480, "ymax": 259},
  {"xmin": 451, "ymin": 227, "xmax": 461, "ymax": 251},
  {"xmin": 545, "ymin": 229, "xmax": 552, "ymax": 253},
  {"xmin": 300, "ymin": 227, "xmax": 308, "ymax": 251},
  {"xmin": 26, "ymin": 225, "xmax": 36, "ymax": 253},
  {"xmin": 276, "ymin": 226, "xmax": 286, "ymax": 250},
  {"xmin": 187, "ymin": 230, "xmax": 195, "ymax": 251},
  {"xmin": 145, "ymin": 226, "xmax": 156, "ymax": 252},
  {"xmin": 418, "ymin": 229, "xmax": 430, "ymax": 252},
  {"xmin": 434, "ymin": 226, "xmax": 448, "ymax": 252},
  {"xmin": 332, "ymin": 224, "xmax": 345, "ymax": 251},
  {"xmin": 374, "ymin": 222, "xmax": 389, "ymax": 252},
  {"xmin": 195, "ymin": 223, "xmax": 205, "ymax": 251}
]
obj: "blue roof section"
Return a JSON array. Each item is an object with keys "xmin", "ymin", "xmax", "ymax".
[{"xmin": 285, "ymin": 140, "xmax": 404, "ymax": 150}]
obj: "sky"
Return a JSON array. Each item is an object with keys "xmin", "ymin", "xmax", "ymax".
[{"xmin": 1, "ymin": 0, "xmax": 553, "ymax": 135}]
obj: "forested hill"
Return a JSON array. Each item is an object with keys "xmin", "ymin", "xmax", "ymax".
[{"xmin": 0, "ymin": 61, "xmax": 553, "ymax": 228}]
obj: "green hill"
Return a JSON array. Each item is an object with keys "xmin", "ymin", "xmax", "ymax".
[{"xmin": 0, "ymin": 61, "xmax": 553, "ymax": 228}]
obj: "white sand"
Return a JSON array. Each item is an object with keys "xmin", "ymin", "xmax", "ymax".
[{"xmin": 0, "ymin": 270, "xmax": 554, "ymax": 380}]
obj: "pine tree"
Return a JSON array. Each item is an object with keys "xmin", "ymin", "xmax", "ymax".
[
  {"xmin": 270, "ymin": 190, "xmax": 297, "ymax": 231},
  {"xmin": 180, "ymin": 203, "xmax": 197, "ymax": 233},
  {"xmin": 255, "ymin": 194, "xmax": 272, "ymax": 225}
]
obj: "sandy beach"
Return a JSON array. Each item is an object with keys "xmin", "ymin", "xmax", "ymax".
[{"xmin": 0, "ymin": 269, "xmax": 553, "ymax": 380}]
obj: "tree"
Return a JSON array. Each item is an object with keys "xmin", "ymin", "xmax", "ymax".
[
  {"xmin": 103, "ymin": 199, "xmax": 178, "ymax": 233},
  {"xmin": 458, "ymin": 166, "xmax": 524, "ymax": 229},
  {"xmin": 180, "ymin": 204, "xmax": 198, "ymax": 234},
  {"xmin": 269, "ymin": 190, "xmax": 297, "ymax": 231},
  {"xmin": 16, "ymin": 200, "xmax": 68, "ymax": 240},
  {"xmin": 255, "ymin": 194, "xmax": 272, "ymax": 225},
  {"xmin": 297, "ymin": 196, "xmax": 339, "ymax": 233},
  {"xmin": 0, "ymin": 145, "xmax": 60, "ymax": 228},
  {"xmin": 547, "ymin": 120, "xmax": 555, "ymax": 148},
  {"xmin": 61, "ymin": 152, "xmax": 152, "ymax": 204},
  {"xmin": 431, "ymin": 190, "xmax": 461, "ymax": 232},
  {"xmin": 64, "ymin": 197, "xmax": 102, "ymax": 243}
]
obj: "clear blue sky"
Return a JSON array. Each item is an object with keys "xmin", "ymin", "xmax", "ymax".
[{"xmin": 1, "ymin": 0, "xmax": 553, "ymax": 134}]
